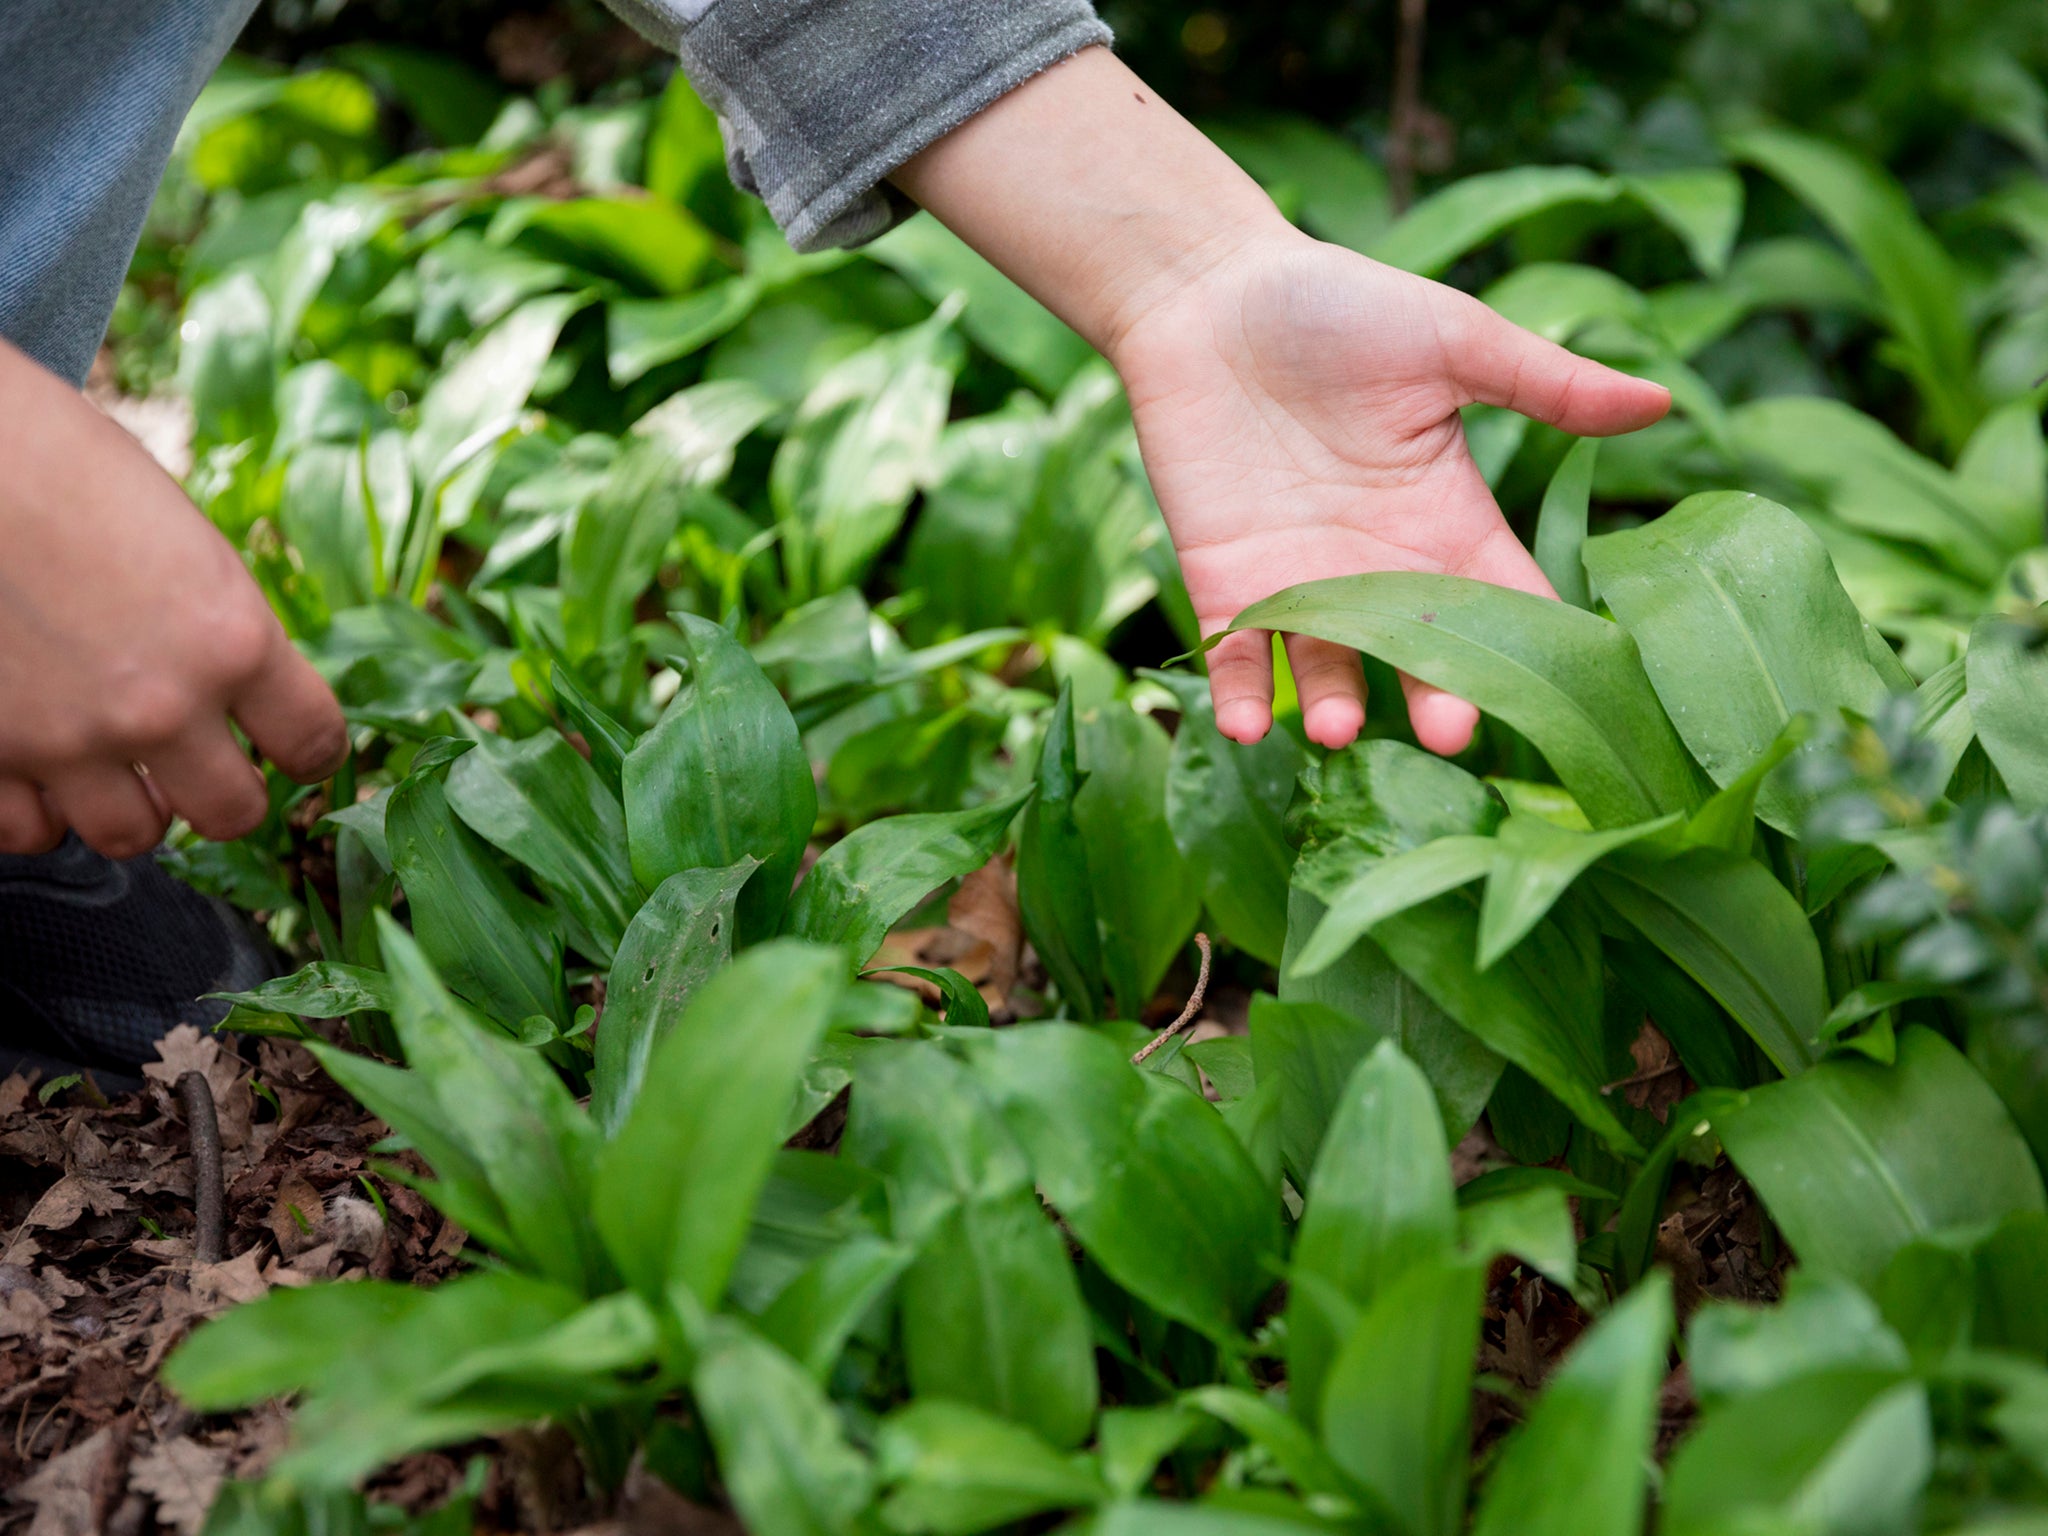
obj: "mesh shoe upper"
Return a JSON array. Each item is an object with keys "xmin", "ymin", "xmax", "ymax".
[{"xmin": 0, "ymin": 836, "xmax": 275, "ymax": 1079}]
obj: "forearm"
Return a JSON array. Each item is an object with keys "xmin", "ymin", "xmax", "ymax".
[{"xmin": 887, "ymin": 46, "xmax": 1300, "ymax": 363}]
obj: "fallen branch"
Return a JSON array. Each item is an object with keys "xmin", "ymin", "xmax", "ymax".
[
  {"xmin": 1132, "ymin": 934, "xmax": 1212, "ymax": 1066},
  {"xmin": 177, "ymin": 1071, "xmax": 226, "ymax": 1265}
]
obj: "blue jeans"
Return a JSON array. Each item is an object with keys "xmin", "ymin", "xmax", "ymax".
[{"xmin": 0, "ymin": 0, "xmax": 255, "ymax": 385}]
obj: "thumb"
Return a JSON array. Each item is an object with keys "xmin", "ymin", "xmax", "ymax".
[{"xmin": 1445, "ymin": 295, "xmax": 1671, "ymax": 437}]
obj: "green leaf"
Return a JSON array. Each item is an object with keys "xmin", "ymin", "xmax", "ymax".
[
  {"xmin": 1682, "ymin": 720, "xmax": 1809, "ymax": 855},
  {"xmin": 1623, "ymin": 168, "xmax": 1744, "ymax": 279},
  {"xmin": 1074, "ymin": 700, "xmax": 1202, "ymax": 1018},
  {"xmin": 1728, "ymin": 126, "xmax": 1983, "ymax": 448},
  {"xmin": 207, "ymin": 962, "xmax": 394, "ymax": 1023},
  {"xmin": 1290, "ymin": 1041, "xmax": 1459, "ymax": 1429},
  {"xmin": 1534, "ymin": 438, "xmax": 1599, "ymax": 609},
  {"xmin": 1966, "ymin": 611, "xmax": 2048, "ymax": 810},
  {"xmin": 844, "ymin": 1041, "xmax": 1097, "ymax": 1447},
  {"xmin": 594, "ymin": 941, "xmax": 844, "ymax": 1308},
  {"xmin": 1589, "ymin": 845, "xmax": 1824, "ymax": 1075},
  {"xmin": 549, "ymin": 662, "xmax": 635, "ymax": 799},
  {"xmin": 1458, "ymin": 1185, "xmax": 1579, "ymax": 1290},
  {"xmin": 1478, "ymin": 813, "xmax": 1677, "ymax": 969},
  {"xmin": 624, "ymin": 613, "xmax": 816, "ymax": 941},
  {"xmin": 1178, "ymin": 1386, "xmax": 1355, "ymax": 1501},
  {"xmin": 411, "ymin": 292, "xmax": 582, "ymax": 487},
  {"xmin": 1715, "ymin": 1028, "xmax": 2048, "ymax": 1287},
  {"xmin": 862, "ymin": 966, "xmax": 990, "ymax": 1029},
  {"xmin": 1289, "ymin": 835, "xmax": 1497, "ymax": 979},
  {"xmin": 1319, "ymin": 1256, "xmax": 1485, "ymax": 1536},
  {"xmin": 1016, "ymin": 684, "xmax": 1106, "ymax": 1019},
  {"xmin": 490, "ymin": 196, "xmax": 712, "ymax": 295},
  {"xmin": 590, "ymin": 860, "xmax": 754, "ymax": 1135},
  {"xmin": 1663, "ymin": 1370, "xmax": 1931, "ymax": 1536},
  {"xmin": 1688, "ymin": 1272, "xmax": 1909, "ymax": 1407},
  {"xmin": 1469, "ymin": 1275, "xmax": 1672, "ymax": 1536},
  {"xmin": 607, "ymin": 279, "xmax": 759, "ymax": 384},
  {"xmin": 771, "ymin": 303, "xmax": 962, "ymax": 600},
  {"xmin": 875, "ymin": 1400, "xmax": 1108, "ymax": 1536},
  {"xmin": 971, "ymin": 1025, "xmax": 1283, "ymax": 1342},
  {"xmin": 755, "ymin": 1234, "xmax": 911, "ymax": 1384},
  {"xmin": 1372, "ymin": 165, "xmax": 1618, "ymax": 277},
  {"xmin": 1150, "ymin": 671, "xmax": 1302, "ymax": 967},
  {"xmin": 165, "ymin": 1282, "xmax": 429, "ymax": 1409},
  {"xmin": 1728, "ymin": 396, "xmax": 2012, "ymax": 584},
  {"xmin": 318, "ymin": 916, "xmax": 602, "ymax": 1294},
  {"xmin": 444, "ymin": 730, "xmax": 637, "ymax": 966},
  {"xmin": 1584, "ymin": 492, "xmax": 1890, "ymax": 832},
  {"xmin": 691, "ymin": 1318, "xmax": 873, "ymax": 1536},
  {"xmin": 867, "ymin": 218, "xmax": 1092, "ymax": 395},
  {"xmin": 385, "ymin": 744, "xmax": 568, "ymax": 1031},
  {"xmin": 1231, "ymin": 574, "xmax": 1700, "ymax": 827},
  {"xmin": 785, "ymin": 794, "xmax": 1027, "ymax": 966}
]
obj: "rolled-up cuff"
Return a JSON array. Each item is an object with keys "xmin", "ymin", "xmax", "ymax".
[{"xmin": 673, "ymin": 0, "xmax": 1112, "ymax": 252}]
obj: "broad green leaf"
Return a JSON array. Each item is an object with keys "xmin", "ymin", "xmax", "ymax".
[
  {"xmin": 1272, "ymin": 902, "xmax": 1504, "ymax": 1156},
  {"xmin": 1966, "ymin": 610, "xmax": 2048, "ymax": 809},
  {"xmin": 1470, "ymin": 1275, "xmax": 1673, "ymax": 1536},
  {"xmin": 1231, "ymin": 573, "xmax": 1701, "ymax": 827},
  {"xmin": 1090, "ymin": 1503, "xmax": 1330, "ymax": 1536},
  {"xmin": 1585, "ymin": 491, "xmax": 1889, "ymax": 831},
  {"xmin": 318, "ymin": 916, "xmax": 601, "ymax": 1293},
  {"xmin": 590, "ymin": 860, "xmax": 754, "ymax": 1134},
  {"xmin": 1075, "ymin": 700, "xmax": 1202, "ymax": 1017},
  {"xmin": 179, "ymin": 272, "xmax": 275, "ymax": 448},
  {"xmin": 1534, "ymin": 437, "xmax": 1599, "ymax": 609},
  {"xmin": 445, "ymin": 730, "xmax": 636, "ymax": 965},
  {"xmin": 1179, "ymin": 1386, "xmax": 1355, "ymax": 1501},
  {"xmin": 489, "ymin": 195, "xmax": 711, "ymax": 295},
  {"xmin": 1716, "ymin": 1028, "xmax": 2048, "ymax": 1287},
  {"xmin": 971, "ymin": 1025, "xmax": 1283, "ymax": 1342},
  {"xmin": 1016, "ymin": 684, "xmax": 1105, "ymax": 1019},
  {"xmin": 165, "ymin": 1282, "xmax": 428, "ymax": 1409},
  {"xmin": 898, "ymin": 398, "xmax": 1052, "ymax": 636},
  {"xmin": 1290, "ymin": 1042, "xmax": 1459, "ymax": 1429},
  {"xmin": 1624, "ymin": 168, "xmax": 1744, "ymax": 278},
  {"xmin": 692, "ymin": 1318, "xmax": 873, "ymax": 1536},
  {"xmin": 862, "ymin": 966, "xmax": 990, "ymax": 1030},
  {"xmin": 1590, "ymin": 845, "xmax": 1824, "ymax": 1075},
  {"xmin": 1483, "ymin": 263, "xmax": 1648, "ymax": 347},
  {"xmin": 875, "ymin": 1400, "xmax": 1107, "ymax": 1536},
  {"xmin": 1319, "ymin": 1257, "xmax": 1485, "ymax": 1536},
  {"xmin": 607, "ymin": 279, "xmax": 759, "ymax": 384},
  {"xmin": 1478, "ymin": 813, "xmax": 1677, "ymax": 968},
  {"xmin": 1663, "ymin": 1370, "xmax": 1931, "ymax": 1536},
  {"xmin": 1205, "ymin": 113, "xmax": 1392, "ymax": 252},
  {"xmin": 1728, "ymin": 126, "xmax": 1983, "ymax": 448},
  {"xmin": 1682, "ymin": 720, "xmax": 1808, "ymax": 855},
  {"xmin": 1689, "ymin": 1273, "xmax": 1910, "ymax": 1407},
  {"xmin": 411, "ymin": 292, "xmax": 582, "ymax": 486},
  {"xmin": 559, "ymin": 443, "xmax": 692, "ymax": 661},
  {"xmin": 867, "ymin": 218, "xmax": 1092, "ymax": 394},
  {"xmin": 756, "ymin": 1234, "xmax": 911, "ymax": 1384},
  {"xmin": 845, "ymin": 1041, "xmax": 1097, "ymax": 1446},
  {"xmin": 771, "ymin": 302, "xmax": 962, "ymax": 600},
  {"xmin": 207, "ymin": 962, "xmax": 394, "ymax": 1024},
  {"xmin": 1095, "ymin": 1407, "xmax": 1204, "ymax": 1501},
  {"xmin": 1373, "ymin": 165, "xmax": 1618, "ymax": 277},
  {"xmin": 1290, "ymin": 835, "xmax": 1496, "ymax": 978},
  {"xmin": 595, "ymin": 942, "xmax": 844, "ymax": 1308},
  {"xmin": 1457, "ymin": 1185, "xmax": 1578, "ymax": 1291},
  {"xmin": 625, "ymin": 613, "xmax": 816, "ymax": 941},
  {"xmin": 549, "ymin": 662, "xmax": 636, "ymax": 798},
  {"xmin": 385, "ymin": 743, "xmax": 568, "ymax": 1031},
  {"xmin": 785, "ymin": 794, "xmax": 1027, "ymax": 966},
  {"xmin": 1150, "ymin": 671, "xmax": 1302, "ymax": 966}
]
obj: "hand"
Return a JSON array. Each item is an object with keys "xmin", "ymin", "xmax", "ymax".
[
  {"xmin": 0, "ymin": 341, "xmax": 348, "ymax": 859},
  {"xmin": 1109, "ymin": 234, "xmax": 1671, "ymax": 753}
]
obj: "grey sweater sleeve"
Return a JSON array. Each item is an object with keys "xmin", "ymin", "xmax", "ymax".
[{"xmin": 603, "ymin": 0, "xmax": 1112, "ymax": 251}]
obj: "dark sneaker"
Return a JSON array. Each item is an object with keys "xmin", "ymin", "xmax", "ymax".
[{"xmin": 0, "ymin": 837, "xmax": 276, "ymax": 1093}]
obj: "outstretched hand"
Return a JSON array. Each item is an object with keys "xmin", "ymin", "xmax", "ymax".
[{"xmin": 1110, "ymin": 236, "xmax": 1670, "ymax": 755}]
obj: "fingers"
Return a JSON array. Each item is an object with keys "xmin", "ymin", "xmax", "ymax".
[
  {"xmin": 230, "ymin": 634, "xmax": 349, "ymax": 784},
  {"xmin": 1206, "ymin": 629, "xmax": 1276, "ymax": 744},
  {"xmin": 1398, "ymin": 674, "xmax": 1480, "ymax": 757},
  {"xmin": 1283, "ymin": 634, "xmax": 1367, "ymax": 750},
  {"xmin": 0, "ymin": 777, "xmax": 62, "ymax": 856},
  {"xmin": 1447, "ymin": 295, "xmax": 1671, "ymax": 437},
  {"xmin": 144, "ymin": 730, "xmax": 271, "ymax": 843},
  {"xmin": 43, "ymin": 763, "xmax": 170, "ymax": 862}
]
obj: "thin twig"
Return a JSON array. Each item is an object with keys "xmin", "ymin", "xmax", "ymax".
[
  {"xmin": 1599, "ymin": 1060, "xmax": 1686, "ymax": 1097},
  {"xmin": 1387, "ymin": 0, "xmax": 1431, "ymax": 213},
  {"xmin": 1132, "ymin": 934, "xmax": 1212, "ymax": 1065},
  {"xmin": 178, "ymin": 1071, "xmax": 226, "ymax": 1265}
]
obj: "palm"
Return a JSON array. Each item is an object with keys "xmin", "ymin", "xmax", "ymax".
[{"xmin": 1115, "ymin": 240, "xmax": 1668, "ymax": 753}]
